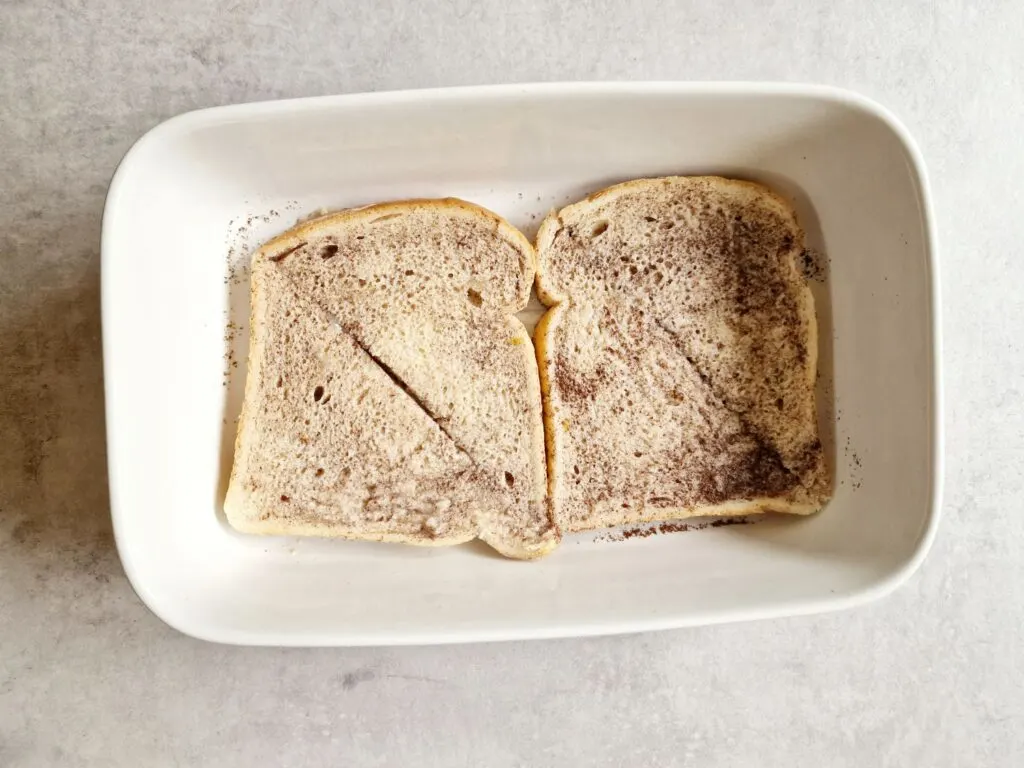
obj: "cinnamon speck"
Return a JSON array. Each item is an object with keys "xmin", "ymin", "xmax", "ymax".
[
  {"xmin": 800, "ymin": 248, "xmax": 827, "ymax": 282},
  {"xmin": 595, "ymin": 516, "xmax": 754, "ymax": 542}
]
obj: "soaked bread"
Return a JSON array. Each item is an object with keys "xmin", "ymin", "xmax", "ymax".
[
  {"xmin": 535, "ymin": 176, "xmax": 830, "ymax": 532},
  {"xmin": 225, "ymin": 199, "xmax": 557, "ymax": 559}
]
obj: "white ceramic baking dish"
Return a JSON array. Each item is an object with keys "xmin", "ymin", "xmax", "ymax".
[{"xmin": 102, "ymin": 82, "xmax": 941, "ymax": 645}]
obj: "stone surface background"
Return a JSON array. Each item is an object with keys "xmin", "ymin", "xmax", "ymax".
[{"xmin": 1, "ymin": 1, "xmax": 1021, "ymax": 765}]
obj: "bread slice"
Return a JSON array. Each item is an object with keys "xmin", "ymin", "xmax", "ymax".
[
  {"xmin": 535, "ymin": 176, "xmax": 830, "ymax": 532},
  {"xmin": 225, "ymin": 199, "xmax": 557, "ymax": 559}
]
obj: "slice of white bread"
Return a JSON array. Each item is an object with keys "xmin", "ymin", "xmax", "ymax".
[
  {"xmin": 226, "ymin": 199, "xmax": 557, "ymax": 559},
  {"xmin": 535, "ymin": 176, "xmax": 830, "ymax": 532}
]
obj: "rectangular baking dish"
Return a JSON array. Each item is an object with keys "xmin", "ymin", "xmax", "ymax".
[{"xmin": 102, "ymin": 82, "xmax": 941, "ymax": 645}]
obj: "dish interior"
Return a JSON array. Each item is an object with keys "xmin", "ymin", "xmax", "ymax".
[{"xmin": 102, "ymin": 85, "xmax": 938, "ymax": 644}]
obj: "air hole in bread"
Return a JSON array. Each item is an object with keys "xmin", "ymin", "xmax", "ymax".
[
  {"xmin": 590, "ymin": 220, "xmax": 609, "ymax": 238},
  {"xmin": 573, "ymin": 465, "xmax": 580, "ymax": 475},
  {"xmin": 276, "ymin": 376, "xmax": 283, "ymax": 388},
  {"xmin": 504, "ymin": 471, "xmax": 515, "ymax": 488},
  {"xmin": 653, "ymin": 272, "xmax": 663, "ymax": 284},
  {"xmin": 356, "ymin": 235, "xmax": 365, "ymax": 240},
  {"xmin": 467, "ymin": 288, "xmax": 483, "ymax": 307},
  {"xmin": 634, "ymin": 451, "xmax": 643, "ymax": 458},
  {"xmin": 313, "ymin": 385, "xmax": 324, "ymax": 402},
  {"xmin": 659, "ymin": 220, "xmax": 675, "ymax": 230},
  {"xmin": 315, "ymin": 468, "xmax": 324, "ymax": 477},
  {"xmin": 320, "ymin": 243, "xmax": 339, "ymax": 259},
  {"xmin": 280, "ymin": 495, "xmax": 290, "ymax": 502},
  {"xmin": 370, "ymin": 213, "xmax": 402, "ymax": 224},
  {"xmin": 644, "ymin": 216, "xmax": 656, "ymax": 222},
  {"xmin": 776, "ymin": 397, "xmax": 784, "ymax": 409}
]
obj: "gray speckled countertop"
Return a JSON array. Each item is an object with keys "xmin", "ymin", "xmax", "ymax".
[{"xmin": 2, "ymin": 2, "xmax": 1022, "ymax": 765}]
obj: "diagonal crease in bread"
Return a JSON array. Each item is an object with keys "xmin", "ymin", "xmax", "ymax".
[
  {"xmin": 535, "ymin": 176, "xmax": 830, "ymax": 532},
  {"xmin": 226, "ymin": 199, "xmax": 557, "ymax": 558}
]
